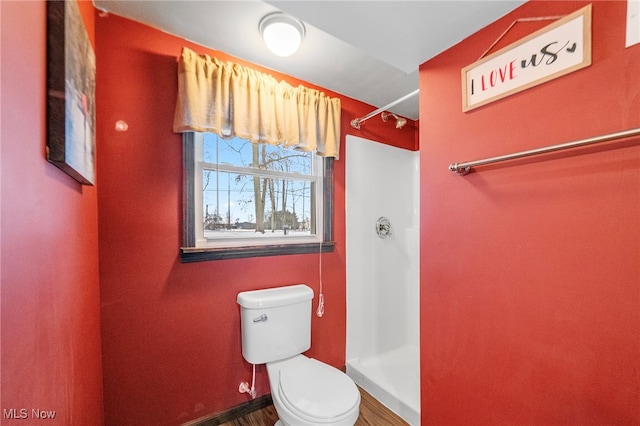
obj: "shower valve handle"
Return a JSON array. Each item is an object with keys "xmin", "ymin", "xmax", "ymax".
[{"xmin": 376, "ymin": 217, "xmax": 392, "ymax": 238}]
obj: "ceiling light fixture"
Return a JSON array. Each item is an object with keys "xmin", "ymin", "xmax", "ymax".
[{"xmin": 259, "ymin": 12, "xmax": 305, "ymax": 57}]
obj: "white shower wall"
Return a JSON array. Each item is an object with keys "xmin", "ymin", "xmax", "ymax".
[{"xmin": 345, "ymin": 135, "xmax": 420, "ymax": 425}]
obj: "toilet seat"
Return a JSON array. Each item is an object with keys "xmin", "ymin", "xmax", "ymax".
[{"xmin": 277, "ymin": 357, "xmax": 360, "ymax": 423}]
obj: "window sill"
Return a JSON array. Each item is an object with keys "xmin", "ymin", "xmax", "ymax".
[{"xmin": 180, "ymin": 241, "xmax": 335, "ymax": 263}]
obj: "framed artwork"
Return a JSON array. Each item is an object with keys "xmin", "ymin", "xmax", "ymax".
[
  {"xmin": 46, "ymin": 0, "xmax": 96, "ymax": 185},
  {"xmin": 628, "ymin": 0, "xmax": 640, "ymax": 47}
]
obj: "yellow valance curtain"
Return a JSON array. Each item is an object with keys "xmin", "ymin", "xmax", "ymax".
[{"xmin": 173, "ymin": 47, "xmax": 341, "ymax": 158}]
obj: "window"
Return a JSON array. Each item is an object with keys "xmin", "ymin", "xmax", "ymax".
[{"xmin": 181, "ymin": 132, "xmax": 334, "ymax": 262}]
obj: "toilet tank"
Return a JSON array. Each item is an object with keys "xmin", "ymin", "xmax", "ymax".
[{"xmin": 237, "ymin": 284, "xmax": 314, "ymax": 365}]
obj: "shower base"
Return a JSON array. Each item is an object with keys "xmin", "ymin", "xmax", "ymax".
[{"xmin": 346, "ymin": 345, "xmax": 420, "ymax": 426}]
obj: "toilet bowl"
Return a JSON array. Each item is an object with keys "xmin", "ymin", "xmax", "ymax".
[
  {"xmin": 267, "ymin": 355, "xmax": 361, "ymax": 426},
  {"xmin": 237, "ymin": 284, "xmax": 361, "ymax": 426}
]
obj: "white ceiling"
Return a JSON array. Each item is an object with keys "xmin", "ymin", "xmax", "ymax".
[{"xmin": 93, "ymin": 0, "xmax": 525, "ymax": 121}]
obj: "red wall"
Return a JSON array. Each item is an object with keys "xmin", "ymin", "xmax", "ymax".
[
  {"xmin": 95, "ymin": 12, "xmax": 415, "ymax": 425},
  {"xmin": 1, "ymin": 1, "xmax": 104, "ymax": 424},
  {"xmin": 420, "ymin": 1, "xmax": 639, "ymax": 424}
]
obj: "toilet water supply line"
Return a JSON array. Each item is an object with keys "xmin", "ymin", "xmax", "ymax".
[{"xmin": 238, "ymin": 364, "xmax": 257, "ymax": 399}]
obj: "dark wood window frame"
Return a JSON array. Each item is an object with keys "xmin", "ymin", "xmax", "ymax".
[{"xmin": 180, "ymin": 133, "xmax": 335, "ymax": 263}]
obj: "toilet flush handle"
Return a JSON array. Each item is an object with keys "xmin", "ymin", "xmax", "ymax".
[{"xmin": 253, "ymin": 314, "xmax": 268, "ymax": 323}]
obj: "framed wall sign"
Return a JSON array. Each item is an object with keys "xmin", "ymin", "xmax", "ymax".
[
  {"xmin": 46, "ymin": 0, "xmax": 96, "ymax": 185},
  {"xmin": 462, "ymin": 5, "xmax": 592, "ymax": 112}
]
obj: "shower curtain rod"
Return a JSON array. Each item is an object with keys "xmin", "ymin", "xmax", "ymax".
[
  {"xmin": 448, "ymin": 127, "xmax": 640, "ymax": 176},
  {"xmin": 351, "ymin": 89, "xmax": 419, "ymax": 130}
]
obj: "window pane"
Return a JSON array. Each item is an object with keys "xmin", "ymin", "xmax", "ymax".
[
  {"xmin": 183, "ymin": 132, "xmax": 333, "ymax": 259},
  {"xmin": 202, "ymin": 169, "xmax": 315, "ymax": 238},
  {"xmin": 203, "ymin": 133, "xmax": 312, "ymax": 175}
]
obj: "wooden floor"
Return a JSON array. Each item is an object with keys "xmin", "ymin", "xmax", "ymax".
[{"xmin": 219, "ymin": 386, "xmax": 409, "ymax": 426}]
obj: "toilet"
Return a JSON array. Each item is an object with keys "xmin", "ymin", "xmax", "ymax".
[{"xmin": 237, "ymin": 284, "xmax": 361, "ymax": 426}]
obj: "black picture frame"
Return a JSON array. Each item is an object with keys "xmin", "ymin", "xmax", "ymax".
[{"xmin": 46, "ymin": 0, "xmax": 96, "ymax": 185}]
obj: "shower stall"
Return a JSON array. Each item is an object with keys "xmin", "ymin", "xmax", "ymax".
[{"xmin": 345, "ymin": 135, "xmax": 420, "ymax": 425}]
